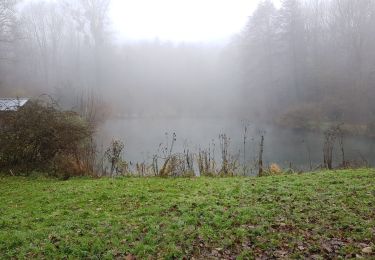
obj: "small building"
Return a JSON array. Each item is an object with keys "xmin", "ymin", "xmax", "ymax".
[{"xmin": 0, "ymin": 98, "xmax": 29, "ymax": 112}]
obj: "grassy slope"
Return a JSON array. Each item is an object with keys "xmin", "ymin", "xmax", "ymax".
[{"xmin": 0, "ymin": 170, "xmax": 374, "ymax": 259}]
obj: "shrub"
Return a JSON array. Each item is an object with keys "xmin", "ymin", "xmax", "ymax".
[
  {"xmin": 0, "ymin": 99, "xmax": 92, "ymax": 176},
  {"xmin": 104, "ymin": 140, "xmax": 126, "ymax": 177},
  {"xmin": 269, "ymin": 163, "xmax": 282, "ymax": 175},
  {"xmin": 159, "ymin": 154, "xmax": 195, "ymax": 177}
]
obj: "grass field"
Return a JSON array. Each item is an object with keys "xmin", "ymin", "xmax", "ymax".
[{"xmin": 0, "ymin": 169, "xmax": 374, "ymax": 259}]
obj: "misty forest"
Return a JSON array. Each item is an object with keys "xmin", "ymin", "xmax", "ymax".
[
  {"xmin": 1, "ymin": 0, "xmax": 375, "ymax": 175},
  {"xmin": 0, "ymin": 0, "xmax": 374, "ymax": 259}
]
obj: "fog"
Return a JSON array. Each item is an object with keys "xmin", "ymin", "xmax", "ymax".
[{"xmin": 1, "ymin": 0, "xmax": 375, "ymax": 171}]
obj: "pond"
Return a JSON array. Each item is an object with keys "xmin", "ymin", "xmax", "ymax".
[{"xmin": 97, "ymin": 117, "xmax": 375, "ymax": 173}]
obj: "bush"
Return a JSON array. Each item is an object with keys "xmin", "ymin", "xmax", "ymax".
[
  {"xmin": 269, "ymin": 163, "xmax": 282, "ymax": 175},
  {"xmin": 104, "ymin": 140, "xmax": 126, "ymax": 177},
  {"xmin": 0, "ymin": 100, "xmax": 92, "ymax": 176}
]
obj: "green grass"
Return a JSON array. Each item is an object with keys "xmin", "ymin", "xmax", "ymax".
[{"xmin": 0, "ymin": 169, "xmax": 374, "ymax": 259}]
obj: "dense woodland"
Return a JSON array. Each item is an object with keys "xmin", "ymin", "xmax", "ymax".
[
  {"xmin": 1, "ymin": 0, "xmax": 375, "ymax": 131},
  {"xmin": 1, "ymin": 2, "xmax": 374, "ymax": 258},
  {"xmin": 1, "ymin": 0, "xmax": 375, "ymax": 176},
  {"xmin": 240, "ymin": 0, "xmax": 375, "ymax": 131}
]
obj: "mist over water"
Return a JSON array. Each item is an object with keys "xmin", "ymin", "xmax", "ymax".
[
  {"xmin": 2, "ymin": 2, "xmax": 375, "ymax": 259},
  {"xmin": 99, "ymin": 117, "xmax": 375, "ymax": 172},
  {"xmin": 1, "ymin": 0, "xmax": 375, "ymax": 173}
]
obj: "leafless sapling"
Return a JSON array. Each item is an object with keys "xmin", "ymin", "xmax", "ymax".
[{"xmin": 258, "ymin": 134, "xmax": 264, "ymax": 176}]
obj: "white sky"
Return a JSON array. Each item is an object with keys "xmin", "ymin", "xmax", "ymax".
[
  {"xmin": 22, "ymin": 0, "xmax": 280, "ymax": 43},
  {"xmin": 110, "ymin": 0, "xmax": 278, "ymax": 43}
]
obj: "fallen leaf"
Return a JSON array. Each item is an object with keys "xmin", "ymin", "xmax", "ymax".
[
  {"xmin": 125, "ymin": 254, "xmax": 136, "ymax": 260},
  {"xmin": 362, "ymin": 247, "xmax": 372, "ymax": 254}
]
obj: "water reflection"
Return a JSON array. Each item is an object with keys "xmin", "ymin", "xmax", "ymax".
[{"xmin": 98, "ymin": 117, "xmax": 375, "ymax": 172}]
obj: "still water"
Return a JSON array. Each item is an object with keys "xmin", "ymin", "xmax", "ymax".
[{"xmin": 98, "ymin": 117, "xmax": 375, "ymax": 172}]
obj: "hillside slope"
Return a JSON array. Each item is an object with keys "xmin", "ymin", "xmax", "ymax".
[{"xmin": 0, "ymin": 170, "xmax": 374, "ymax": 259}]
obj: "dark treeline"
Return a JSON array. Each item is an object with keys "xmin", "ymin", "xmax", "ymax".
[
  {"xmin": 0, "ymin": 0, "xmax": 374, "ymax": 176},
  {"xmin": 1, "ymin": 0, "xmax": 375, "ymax": 130},
  {"xmin": 239, "ymin": 0, "xmax": 375, "ymax": 131},
  {"xmin": 0, "ymin": 0, "xmax": 238, "ymax": 118}
]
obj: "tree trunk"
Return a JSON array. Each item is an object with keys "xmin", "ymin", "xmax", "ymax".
[{"xmin": 258, "ymin": 135, "xmax": 264, "ymax": 176}]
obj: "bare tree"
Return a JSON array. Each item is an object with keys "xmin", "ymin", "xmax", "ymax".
[
  {"xmin": 19, "ymin": 2, "xmax": 66, "ymax": 88},
  {"xmin": 79, "ymin": 0, "xmax": 110, "ymax": 48},
  {"xmin": 79, "ymin": 0, "xmax": 111, "ymax": 89},
  {"xmin": 219, "ymin": 134, "xmax": 230, "ymax": 175},
  {"xmin": 302, "ymin": 139, "xmax": 313, "ymax": 171},
  {"xmin": 323, "ymin": 124, "xmax": 344, "ymax": 170},
  {"xmin": 258, "ymin": 135, "xmax": 264, "ymax": 176},
  {"xmin": 0, "ymin": 0, "xmax": 18, "ymax": 69},
  {"xmin": 0, "ymin": 0, "xmax": 18, "ymax": 44},
  {"xmin": 243, "ymin": 123, "xmax": 248, "ymax": 176},
  {"xmin": 104, "ymin": 139, "xmax": 124, "ymax": 177}
]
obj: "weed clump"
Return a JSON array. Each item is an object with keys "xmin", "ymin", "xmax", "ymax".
[{"xmin": 269, "ymin": 163, "xmax": 282, "ymax": 175}]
